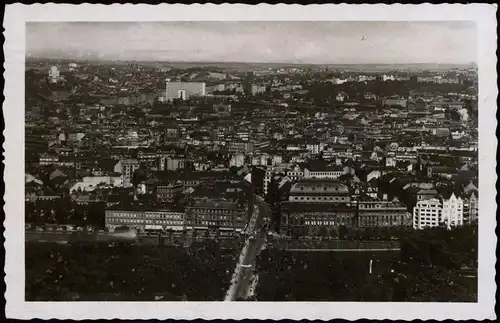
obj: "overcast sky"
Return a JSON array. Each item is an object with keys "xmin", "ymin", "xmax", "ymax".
[{"xmin": 26, "ymin": 21, "xmax": 476, "ymax": 64}]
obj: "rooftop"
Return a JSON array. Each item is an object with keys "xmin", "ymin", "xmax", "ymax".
[{"xmin": 290, "ymin": 179, "xmax": 350, "ymax": 195}]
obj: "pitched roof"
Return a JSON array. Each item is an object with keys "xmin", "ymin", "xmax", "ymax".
[{"xmin": 464, "ymin": 182, "xmax": 478, "ymax": 194}]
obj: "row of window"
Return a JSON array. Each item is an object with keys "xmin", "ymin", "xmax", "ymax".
[
  {"xmin": 187, "ymin": 220, "xmax": 243, "ymax": 226},
  {"xmin": 107, "ymin": 218, "xmax": 183, "ymax": 225},
  {"xmin": 194, "ymin": 215, "xmax": 237, "ymax": 220},
  {"xmin": 416, "ymin": 216, "xmax": 439, "ymax": 221},
  {"xmin": 192, "ymin": 209, "xmax": 243, "ymax": 214},
  {"xmin": 145, "ymin": 213, "xmax": 183, "ymax": 220},
  {"xmin": 291, "ymin": 196, "xmax": 348, "ymax": 201},
  {"xmin": 359, "ymin": 204, "xmax": 404, "ymax": 209},
  {"xmin": 308, "ymin": 172, "xmax": 342, "ymax": 176},
  {"xmin": 107, "ymin": 212, "xmax": 183, "ymax": 220},
  {"xmin": 415, "ymin": 209, "xmax": 441, "ymax": 214},
  {"xmin": 107, "ymin": 212, "xmax": 140, "ymax": 218},
  {"xmin": 299, "ymin": 186, "xmax": 344, "ymax": 191},
  {"xmin": 304, "ymin": 220, "xmax": 335, "ymax": 226},
  {"xmin": 288, "ymin": 212, "xmax": 353, "ymax": 217},
  {"xmin": 360, "ymin": 215, "xmax": 402, "ymax": 221},
  {"xmin": 286, "ymin": 218, "xmax": 350, "ymax": 225}
]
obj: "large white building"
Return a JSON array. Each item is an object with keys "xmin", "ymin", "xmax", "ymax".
[
  {"xmin": 413, "ymin": 198, "xmax": 442, "ymax": 229},
  {"xmin": 413, "ymin": 194, "xmax": 464, "ymax": 230},
  {"xmin": 48, "ymin": 66, "xmax": 60, "ymax": 83},
  {"xmin": 165, "ymin": 81, "xmax": 206, "ymax": 101},
  {"xmin": 441, "ymin": 193, "xmax": 464, "ymax": 229}
]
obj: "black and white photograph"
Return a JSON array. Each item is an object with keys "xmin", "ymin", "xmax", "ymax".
[{"xmin": 3, "ymin": 3, "xmax": 497, "ymax": 321}]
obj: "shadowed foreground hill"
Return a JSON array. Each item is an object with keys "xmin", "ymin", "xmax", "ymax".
[
  {"xmin": 26, "ymin": 242, "xmax": 238, "ymax": 301},
  {"xmin": 256, "ymin": 225, "xmax": 477, "ymax": 302}
]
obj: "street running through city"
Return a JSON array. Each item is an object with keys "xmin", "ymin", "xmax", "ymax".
[{"xmin": 225, "ymin": 196, "xmax": 268, "ymax": 301}]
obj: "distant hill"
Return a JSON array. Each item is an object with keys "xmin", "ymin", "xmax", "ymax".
[{"xmin": 26, "ymin": 56, "xmax": 474, "ymax": 72}]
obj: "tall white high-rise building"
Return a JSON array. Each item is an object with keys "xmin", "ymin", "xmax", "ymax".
[
  {"xmin": 413, "ymin": 198, "xmax": 442, "ymax": 229},
  {"xmin": 441, "ymin": 193, "xmax": 464, "ymax": 229},
  {"xmin": 48, "ymin": 66, "xmax": 60, "ymax": 83},
  {"xmin": 165, "ymin": 81, "xmax": 206, "ymax": 101}
]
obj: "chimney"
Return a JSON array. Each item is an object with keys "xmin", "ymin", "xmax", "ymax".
[{"xmin": 382, "ymin": 193, "xmax": 388, "ymax": 201}]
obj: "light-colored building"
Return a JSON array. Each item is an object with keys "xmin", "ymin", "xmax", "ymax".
[
  {"xmin": 251, "ymin": 84, "xmax": 267, "ymax": 95},
  {"xmin": 48, "ymin": 66, "xmax": 59, "ymax": 83},
  {"xmin": 70, "ymin": 176, "xmax": 122, "ymax": 193},
  {"xmin": 285, "ymin": 168, "xmax": 304, "ymax": 182},
  {"xmin": 114, "ymin": 159, "xmax": 140, "ymax": 188},
  {"xmin": 38, "ymin": 153, "xmax": 60, "ymax": 166},
  {"xmin": 468, "ymin": 192, "xmax": 478, "ymax": 223},
  {"xmin": 413, "ymin": 198, "xmax": 442, "ymax": 229},
  {"xmin": 165, "ymin": 157, "xmax": 185, "ymax": 171},
  {"xmin": 165, "ymin": 81, "xmax": 206, "ymax": 101},
  {"xmin": 230, "ymin": 154, "xmax": 246, "ymax": 167},
  {"xmin": 303, "ymin": 167, "xmax": 344, "ymax": 180},
  {"xmin": 441, "ymin": 193, "xmax": 464, "ymax": 229},
  {"xmin": 105, "ymin": 208, "xmax": 185, "ymax": 232}
]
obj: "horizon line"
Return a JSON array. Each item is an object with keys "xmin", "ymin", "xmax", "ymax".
[{"xmin": 26, "ymin": 56, "xmax": 477, "ymax": 67}]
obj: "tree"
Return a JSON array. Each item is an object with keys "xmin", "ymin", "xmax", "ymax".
[
  {"xmin": 88, "ymin": 202, "xmax": 106, "ymax": 228},
  {"xmin": 338, "ymin": 225, "xmax": 348, "ymax": 240},
  {"xmin": 291, "ymin": 227, "xmax": 301, "ymax": 240},
  {"xmin": 318, "ymin": 226, "xmax": 328, "ymax": 237},
  {"xmin": 115, "ymin": 226, "xmax": 130, "ymax": 232}
]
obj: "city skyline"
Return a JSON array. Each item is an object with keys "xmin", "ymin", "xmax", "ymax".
[{"xmin": 26, "ymin": 21, "xmax": 477, "ymax": 65}]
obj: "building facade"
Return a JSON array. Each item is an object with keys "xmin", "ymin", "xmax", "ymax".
[
  {"xmin": 165, "ymin": 81, "xmax": 206, "ymax": 101},
  {"xmin": 70, "ymin": 176, "xmax": 123, "ymax": 193},
  {"xmin": 114, "ymin": 159, "xmax": 140, "ymax": 188},
  {"xmin": 467, "ymin": 192, "xmax": 478, "ymax": 224},
  {"xmin": 280, "ymin": 179, "xmax": 356, "ymax": 236},
  {"xmin": 441, "ymin": 193, "xmax": 464, "ymax": 229},
  {"xmin": 413, "ymin": 198, "xmax": 442, "ymax": 229},
  {"xmin": 105, "ymin": 208, "xmax": 185, "ymax": 232},
  {"xmin": 155, "ymin": 182, "xmax": 184, "ymax": 203},
  {"xmin": 357, "ymin": 200, "xmax": 412, "ymax": 228},
  {"xmin": 184, "ymin": 199, "xmax": 247, "ymax": 235},
  {"xmin": 303, "ymin": 167, "xmax": 344, "ymax": 180},
  {"xmin": 48, "ymin": 66, "xmax": 59, "ymax": 83}
]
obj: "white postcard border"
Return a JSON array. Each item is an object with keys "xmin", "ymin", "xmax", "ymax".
[{"xmin": 4, "ymin": 3, "xmax": 498, "ymax": 320}]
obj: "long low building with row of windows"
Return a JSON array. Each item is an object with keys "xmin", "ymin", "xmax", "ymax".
[
  {"xmin": 105, "ymin": 198, "xmax": 248, "ymax": 236},
  {"xmin": 105, "ymin": 208, "xmax": 185, "ymax": 232}
]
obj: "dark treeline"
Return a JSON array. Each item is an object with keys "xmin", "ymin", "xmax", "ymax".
[
  {"xmin": 26, "ymin": 242, "xmax": 238, "ymax": 301},
  {"xmin": 302, "ymin": 80, "xmax": 472, "ymax": 104},
  {"xmin": 256, "ymin": 225, "xmax": 477, "ymax": 301}
]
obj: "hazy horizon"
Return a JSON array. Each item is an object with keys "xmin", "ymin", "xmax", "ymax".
[{"xmin": 26, "ymin": 21, "xmax": 477, "ymax": 65}]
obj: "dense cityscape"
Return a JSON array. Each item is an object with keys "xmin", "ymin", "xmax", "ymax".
[{"xmin": 25, "ymin": 57, "xmax": 478, "ymax": 302}]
